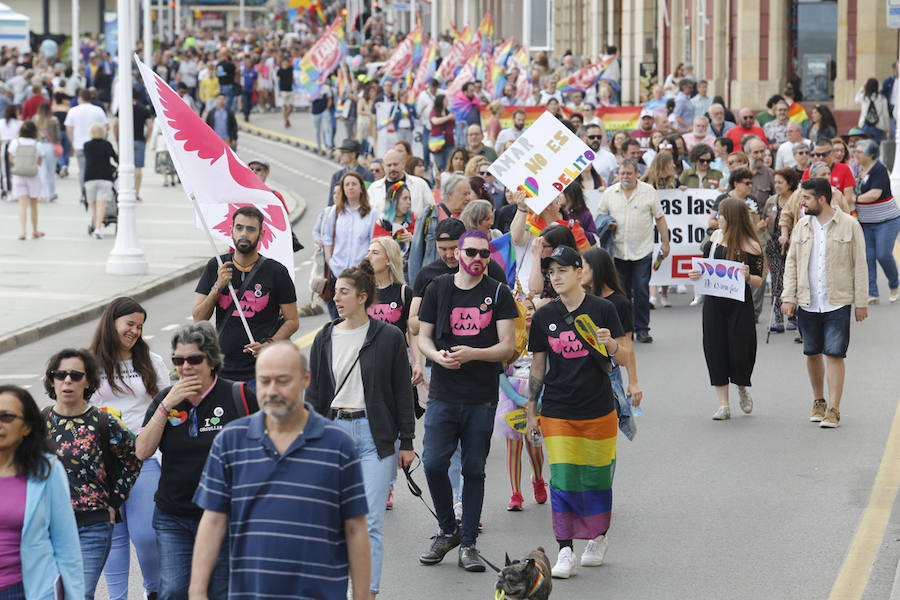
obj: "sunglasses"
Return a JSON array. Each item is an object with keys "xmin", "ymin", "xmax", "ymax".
[
  {"xmin": 0, "ymin": 412, "xmax": 25, "ymax": 424},
  {"xmin": 478, "ymin": 171, "xmax": 490, "ymax": 177},
  {"xmin": 697, "ymin": 158, "xmax": 712, "ymax": 164},
  {"xmin": 586, "ymin": 135, "xmax": 602, "ymax": 140},
  {"xmin": 463, "ymin": 248, "xmax": 491, "ymax": 258},
  {"xmin": 49, "ymin": 369, "xmax": 85, "ymax": 382},
  {"xmin": 172, "ymin": 355, "xmax": 206, "ymax": 366},
  {"xmin": 811, "ymin": 152, "xmax": 829, "ymax": 157}
]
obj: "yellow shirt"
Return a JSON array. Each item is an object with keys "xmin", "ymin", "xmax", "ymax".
[{"xmin": 199, "ymin": 77, "xmax": 219, "ymax": 102}]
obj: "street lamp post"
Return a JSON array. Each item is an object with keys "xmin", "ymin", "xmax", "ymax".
[
  {"xmin": 107, "ymin": 0, "xmax": 148, "ymax": 276},
  {"xmin": 430, "ymin": 0, "xmax": 437, "ymax": 42},
  {"xmin": 240, "ymin": 0, "xmax": 246, "ymax": 30},
  {"xmin": 72, "ymin": 0, "xmax": 80, "ymax": 74},
  {"xmin": 143, "ymin": 0, "xmax": 152, "ymax": 68},
  {"xmin": 175, "ymin": 0, "xmax": 181, "ymax": 36}
]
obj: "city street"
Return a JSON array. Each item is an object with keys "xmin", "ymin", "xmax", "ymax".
[{"xmin": 2, "ymin": 112, "xmax": 899, "ymax": 599}]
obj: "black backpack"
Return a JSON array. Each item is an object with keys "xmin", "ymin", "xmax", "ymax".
[{"xmin": 864, "ymin": 99, "xmax": 879, "ymax": 127}]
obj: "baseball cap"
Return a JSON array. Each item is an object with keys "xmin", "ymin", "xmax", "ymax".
[
  {"xmin": 541, "ymin": 246, "xmax": 582, "ymax": 270},
  {"xmin": 640, "ymin": 108, "xmax": 654, "ymax": 119},
  {"xmin": 247, "ymin": 159, "xmax": 270, "ymax": 170},
  {"xmin": 435, "ymin": 218, "xmax": 466, "ymax": 241}
]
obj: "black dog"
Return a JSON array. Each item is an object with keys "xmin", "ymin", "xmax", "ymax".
[{"xmin": 494, "ymin": 547, "xmax": 552, "ymax": 600}]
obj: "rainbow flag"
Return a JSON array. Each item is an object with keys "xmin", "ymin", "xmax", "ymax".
[
  {"xmin": 494, "ymin": 37, "xmax": 515, "ymax": 68},
  {"xmin": 789, "ymin": 102, "xmax": 809, "ymax": 125},
  {"xmin": 556, "ymin": 57, "xmax": 615, "ymax": 94},
  {"xmin": 428, "ymin": 135, "xmax": 446, "ymax": 153},
  {"xmin": 477, "ymin": 12, "xmax": 494, "ymax": 56},
  {"xmin": 579, "ymin": 106, "xmax": 642, "ymax": 133},
  {"xmin": 296, "ymin": 19, "xmax": 346, "ymax": 98},
  {"xmin": 410, "ymin": 24, "xmax": 423, "ymax": 67},
  {"xmin": 542, "ymin": 412, "xmax": 616, "ymax": 540},
  {"xmin": 489, "ymin": 232, "xmax": 517, "ymax": 288},
  {"xmin": 487, "ymin": 56, "xmax": 506, "ymax": 100},
  {"xmin": 410, "ymin": 41, "xmax": 438, "ymax": 96}
]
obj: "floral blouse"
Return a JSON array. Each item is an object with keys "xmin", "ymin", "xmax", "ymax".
[{"xmin": 45, "ymin": 406, "xmax": 142, "ymax": 514}]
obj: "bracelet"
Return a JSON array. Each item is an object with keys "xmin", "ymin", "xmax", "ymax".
[
  {"xmin": 517, "ymin": 207, "xmax": 528, "ymax": 213},
  {"xmin": 211, "ymin": 285, "xmax": 222, "ymax": 294},
  {"xmin": 609, "ymin": 342, "xmax": 619, "ymax": 357},
  {"xmin": 157, "ymin": 404, "xmax": 169, "ymax": 418}
]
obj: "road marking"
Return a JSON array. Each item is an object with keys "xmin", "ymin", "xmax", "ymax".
[
  {"xmin": 160, "ymin": 324, "xmax": 180, "ymax": 331},
  {"xmin": 300, "ymin": 260, "xmax": 313, "ymax": 267},
  {"xmin": 827, "ymin": 395, "xmax": 900, "ymax": 600},
  {"xmin": 293, "ymin": 325, "xmax": 322, "ymax": 349}
]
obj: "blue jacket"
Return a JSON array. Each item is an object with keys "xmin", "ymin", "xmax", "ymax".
[
  {"xmin": 593, "ymin": 213, "xmax": 618, "ymax": 258},
  {"xmin": 22, "ymin": 455, "xmax": 84, "ymax": 600},
  {"xmin": 408, "ymin": 203, "xmax": 451, "ymax": 285}
]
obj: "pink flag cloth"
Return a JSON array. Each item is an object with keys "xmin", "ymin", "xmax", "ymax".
[{"xmin": 134, "ymin": 56, "xmax": 295, "ymax": 279}]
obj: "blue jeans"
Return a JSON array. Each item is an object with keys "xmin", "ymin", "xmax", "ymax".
[
  {"xmin": 423, "ymin": 400, "xmax": 495, "ymax": 547},
  {"xmin": 79, "ymin": 521, "xmax": 113, "ymax": 600},
  {"xmin": 333, "ymin": 417, "xmax": 396, "ymax": 595},
  {"xmin": 615, "ymin": 253, "xmax": 653, "ymax": 334},
  {"xmin": 313, "ymin": 111, "xmax": 333, "ymax": 151},
  {"xmin": 421, "ymin": 126, "xmax": 432, "ymax": 169},
  {"xmin": 241, "ymin": 91, "xmax": 254, "ymax": 120},
  {"xmin": 104, "ymin": 458, "xmax": 160, "ymax": 599},
  {"xmin": 152, "ymin": 507, "xmax": 229, "ymax": 600},
  {"xmin": 37, "ymin": 141, "xmax": 55, "ymax": 199},
  {"xmin": 861, "ymin": 216, "xmax": 900, "ymax": 297},
  {"xmin": 57, "ymin": 129, "xmax": 71, "ymax": 168},
  {"xmin": 220, "ymin": 84, "xmax": 235, "ymax": 112},
  {"xmin": 431, "ymin": 145, "xmax": 452, "ymax": 174}
]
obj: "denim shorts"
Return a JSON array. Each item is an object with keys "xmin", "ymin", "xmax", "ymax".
[
  {"xmin": 798, "ymin": 305, "xmax": 851, "ymax": 358},
  {"xmin": 133, "ymin": 140, "xmax": 146, "ymax": 168}
]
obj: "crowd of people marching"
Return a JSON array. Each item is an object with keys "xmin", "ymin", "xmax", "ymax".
[{"xmin": 1, "ymin": 8, "xmax": 900, "ymax": 600}]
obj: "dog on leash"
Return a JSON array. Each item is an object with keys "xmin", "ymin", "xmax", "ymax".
[{"xmin": 494, "ymin": 547, "xmax": 552, "ymax": 600}]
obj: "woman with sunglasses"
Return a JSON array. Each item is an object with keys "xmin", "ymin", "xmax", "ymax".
[
  {"xmin": 306, "ymin": 260, "xmax": 415, "ymax": 600},
  {"xmin": 0, "ymin": 384, "xmax": 83, "ymax": 600},
  {"xmin": 43, "ymin": 348, "xmax": 141, "ymax": 599},
  {"xmin": 87, "ymin": 297, "xmax": 169, "ymax": 600},
  {"xmin": 679, "ymin": 144, "xmax": 723, "ymax": 190},
  {"xmin": 136, "ymin": 322, "xmax": 259, "ymax": 600}
]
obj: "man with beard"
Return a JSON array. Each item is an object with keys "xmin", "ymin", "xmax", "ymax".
[
  {"xmin": 707, "ymin": 103, "xmax": 736, "ymax": 138},
  {"xmin": 193, "ymin": 206, "xmax": 299, "ymax": 385},
  {"xmin": 494, "ymin": 109, "xmax": 526, "ymax": 152},
  {"xmin": 367, "ymin": 148, "xmax": 431, "ymax": 217},
  {"xmin": 745, "ymin": 136, "xmax": 775, "ymax": 209},
  {"xmin": 417, "ymin": 229, "xmax": 517, "ymax": 573},
  {"xmin": 781, "ymin": 178, "xmax": 868, "ymax": 428},
  {"xmin": 630, "ymin": 109, "xmax": 656, "ymax": 156},
  {"xmin": 597, "ymin": 159, "xmax": 670, "ymax": 343},
  {"xmin": 190, "ymin": 342, "xmax": 372, "ymax": 599}
]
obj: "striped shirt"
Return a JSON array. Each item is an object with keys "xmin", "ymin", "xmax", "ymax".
[{"xmin": 193, "ymin": 406, "xmax": 367, "ymax": 600}]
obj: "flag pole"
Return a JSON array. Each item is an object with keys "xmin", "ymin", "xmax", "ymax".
[{"xmin": 190, "ymin": 194, "xmax": 256, "ymax": 345}]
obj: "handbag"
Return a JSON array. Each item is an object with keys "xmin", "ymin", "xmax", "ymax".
[
  {"xmin": 312, "ymin": 206, "xmax": 338, "ymax": 303},
  {"xmin": 53, "ymin": 143, "xmax": 64, "ymax": 157}
]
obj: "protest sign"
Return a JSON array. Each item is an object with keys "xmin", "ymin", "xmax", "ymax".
[
  {"xmin": 650, "ymin": 188, "xmax": 720, "ymax": 286},
  {"xmin": 691, "ymin": 257, "xmax": 746, "ymax": 301},
  {"xmin": 489, "ymin": 111, "xmax": 595, "ymax": 214}
]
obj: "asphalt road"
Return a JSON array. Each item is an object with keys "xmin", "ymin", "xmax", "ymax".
[{"xmin": 3, "ymin": 113, "xmax": 899, "ymax": 599}]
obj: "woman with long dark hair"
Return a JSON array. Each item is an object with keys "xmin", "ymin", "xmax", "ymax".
[
  {"xmin": 689, "ymin": 197, "xmax": 765, "ymax": 420},
  {"xmin": 89, "ymin": 297, "xmax": 169, "ymax": 600},
  {"xmin": 855, "ymin": 77, "xmax": 890, "ymax": 144},
  {"xmin": 560, "ymin": 183, "xmax": 598, "ymax": 246},
  {"xmin": 0, "ymin": 103, "xmax": 22, "ymax": 199},
  {"xmin": 762, "ymin": 168, "xmax": 799, "ymax": 332},
  {"xmin": 0, "ymin": 384, "xmax": 83, "ymax": 599},
  {"xmin": 9, "ymin": 120, "xmax": 43, "ymax": 240},
  {"xmin": 806, "ymin": 104, "xmax": 837, "ymax": 142},
  {"xmin": 306, "ymin": 260, "xmax": 415, "ymax": 600},
  {"xmin": 43, "ymin": 348, "xmax": 141, "ymax": 599}
]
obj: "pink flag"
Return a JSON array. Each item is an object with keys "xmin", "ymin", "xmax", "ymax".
[{"xmin": 134, "ymin": 56, "xmax": 295, "ymax": 279}]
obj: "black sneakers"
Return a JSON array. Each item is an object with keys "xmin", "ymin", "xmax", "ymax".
[
  {"xmin": 419, "ymin": 529, "xmax": 461, "ymax": 565},
  {"xmin": 458, "ymin": 546, "xmax": 486, "ymax": 572}
]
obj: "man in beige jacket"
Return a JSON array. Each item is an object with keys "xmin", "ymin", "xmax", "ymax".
[{"xmin": 781, "ymin": 177, "xmax": 868, "ymax": 428}]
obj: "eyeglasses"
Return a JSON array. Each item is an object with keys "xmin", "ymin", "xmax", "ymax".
[
  {"xmin": 49, "ymin": 369, "xmax": 85, "ymax": 382},
  {"xmin": 697, "ymin": 158, "xmax": 712, "ymax": 164},
  {"xmin": 478, "ymin": 171, "xmax": 490, "ymax": 177},
  {"xmin": 462, "ymin": 248, "xmax": 491, "ymax": 258},
  {"xmin": 811, "ymin": 152, "xmax": 829, "ymax": 157},
  {"xmin": 171, "ymin": 355, "xmax": 206, "ymax": 366},
  {"xmin": 738, "ymin": 180, "xmax": 753, "ymax": 186},
  {"xmin": 0, "ymin": 413, "xmax": 25, "ymax": 424}
]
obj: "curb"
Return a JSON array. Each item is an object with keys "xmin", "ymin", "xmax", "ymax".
[
  {"xmin": 237, "ymin": 117, "xmax": 340, "ymax": 163},
  {"xmin": 0, "ymin": 188, "xmax": 308, "ymax": 356}
]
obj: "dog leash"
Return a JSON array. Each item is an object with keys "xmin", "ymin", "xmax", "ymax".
[{"xmin": 401, "ymin": 454, "xmax": 439, "ymax": 522}]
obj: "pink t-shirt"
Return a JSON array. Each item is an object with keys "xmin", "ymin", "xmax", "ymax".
[{"xmin": 0, "ymin": 474, "xmax": 27, "ymax": 587}]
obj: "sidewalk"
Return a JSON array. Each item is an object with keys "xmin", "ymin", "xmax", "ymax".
[{"xmin": 0, "ymin": 163, "xmax": 305, "ymax": 354}]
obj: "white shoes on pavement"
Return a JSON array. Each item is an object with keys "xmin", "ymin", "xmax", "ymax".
[
  {"xmin": 551, "ymin": 547, "xmax": 577, "ymax": 578},
  {"xmin": 738, "ymin": 389, "xmax": 753, "ymax": 414},
  {"xmin": 660, "ymin": 296, "xmax": 671, "ymax": 308},
  {"xmin": 580, "ymin": 535, "xmax": 608, "ymax": 567}
]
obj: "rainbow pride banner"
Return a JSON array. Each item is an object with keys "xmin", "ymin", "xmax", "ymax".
[
  {"xmin": 479, "ymin": 105, "xmax": 643, "ymax": 133},
  {"xmin": 789, "ymin": 102, "xmax": 809, "ymax": 125},
  {"xmin": 556, "ymin": 56, "xmax": 615, "ymax": 94},
  {"xmin": 295, "ymin": 19, "xmax": 346, "ymax": 98}
]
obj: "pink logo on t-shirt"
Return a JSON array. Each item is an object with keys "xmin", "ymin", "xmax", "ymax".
[
  {"xmin": 548, "ymin": 330, "xmax": 588, "ymax": 358},
  {"xmin": 368, "ymin": 303, "xmax": 402, "ymax": 324},
  {"xmin": 218, "ymin": 290, "xmax": 270, "ymax": 317},
  {"xmin": 450, "ymin": 307, "xmax": 492, "ymax": 336}
]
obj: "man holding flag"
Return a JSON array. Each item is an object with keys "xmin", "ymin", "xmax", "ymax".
[{"xmin": 193, "ymin": 206, "xmax": 299, "ymax": 386}]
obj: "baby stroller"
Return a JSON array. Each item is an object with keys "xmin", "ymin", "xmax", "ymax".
[{"xmin": 102, "ymin": 173, "xmax": 119, "ymax": 232}]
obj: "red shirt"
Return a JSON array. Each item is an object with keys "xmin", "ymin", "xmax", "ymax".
[
  {"xmin": 21, "ymin": 94, "xmax": 49, "ymax": 121},
  {"xmin": 725, "ymin": 125, "xmax": 770, "ymax": 147},
  {"xmin": 800, "ymin": 162, "xmax": 856, "ymax": 192}
]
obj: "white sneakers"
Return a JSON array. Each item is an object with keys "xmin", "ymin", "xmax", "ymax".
[
  {"xmin": 551, "ymin": 547, "xmax": 577, "ymax": 578},
  {"xmin": 580, "ymin": 535, "xmax": 608, "ymax": 566},
  {"xmin": 552, "ymin": 536, "xmax": 609, "ymax": 579}
]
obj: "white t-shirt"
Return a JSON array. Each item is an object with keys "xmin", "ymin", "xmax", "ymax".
[
  {"xmin": 64, "ymin": 103, "xmax": 109, "ymax": 150},
  {"xmin": 90, "ymin": 352, "xmax": 170, "ymax": 435},
  {"xmin": 0, "ymin": 118, "xmax": 22, "ymax": 142},
  {"xmin": 329, "ymin": 322, "xmax": 369, "ymax": 411},
  {"xmin": 592, "ymin": 149, "xmax": 618, "ymax": 185}
]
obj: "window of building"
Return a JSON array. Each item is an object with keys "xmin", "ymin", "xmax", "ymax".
[
  {"xmin": 529, "ymin": 0, "xmax": 554, "ymax": 50},
  {"xmin": 792, "ymin": 0, "xmax": 837, "ymax": 101}
]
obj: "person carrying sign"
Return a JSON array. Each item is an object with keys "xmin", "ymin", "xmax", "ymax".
[{"xmin": 688, "ymin": 197, "xmax": 765, "ymax": 421}]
